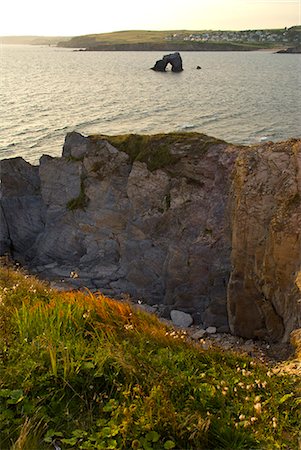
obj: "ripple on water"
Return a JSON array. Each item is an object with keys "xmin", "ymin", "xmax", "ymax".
[{"xmin": 1, "ymin": 46, "xmax": 300, "ymax": 162}]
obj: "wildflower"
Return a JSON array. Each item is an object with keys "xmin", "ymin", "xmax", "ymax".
[
  {"xmin": 241, "ymin": 369, "xmax": 251, "ymax": 376},
  {"xmin": 272, "ymin": 417, "xmax": 277, "ymax": 428},
  {"xmin": 250, "ymin": 417, "xmax": 257, "ymax": 423},
  {"xmin": 70, "ymin": 271, "xmax": 79, "ymax": 279},
  {"xmin": 254, "ymin": 402, "xmax": 262, "ymax": 416},
  {"xmin": 239, "ymin": 414, "xmax": 245, "ymax": 421}
]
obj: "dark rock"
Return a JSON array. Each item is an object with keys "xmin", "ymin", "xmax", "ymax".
[
  {"xmin": 276, "ymin": 46, "xmax": 301, "ymax": 54},
  {"xmin": 62, "ymin": 131, "xmax": 90, "ymax": 159},
  {"xmin": 151, "ymin": 52, "xmax": 183, "ymax": 72},
  {"xmin": 0, "ymin": 157, "xmax": 45, "ymax": 262}
]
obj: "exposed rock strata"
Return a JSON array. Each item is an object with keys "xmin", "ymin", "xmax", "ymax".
[
  {"xmin": 0, "ymin": 132, "xmax": 300, "ymax": 342},
  {"xmin": 228, "ymin": 140, "xmax": 301, "ymax": 342}
]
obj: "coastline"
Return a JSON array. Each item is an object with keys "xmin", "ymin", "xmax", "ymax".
[{"xmin": 67, "ymin": 42, "xmax": 277, "ymax": 52}]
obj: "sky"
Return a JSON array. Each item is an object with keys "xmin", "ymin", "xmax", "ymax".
[{"xmin": 0, "ymin": 0, "xmax": 300, "ymax": 36}]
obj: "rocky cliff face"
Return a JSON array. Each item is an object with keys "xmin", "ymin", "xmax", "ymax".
[
  {"xmin": 1, "ymin": 132, "xmax": 300, "ymax": 341},
  {"xmin": 228, "ymin": 140, "xmax": 301, "ymax": 342}
]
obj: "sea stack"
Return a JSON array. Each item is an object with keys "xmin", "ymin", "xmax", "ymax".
[{"xmin": 151, "ymin": 52, "xmax": 183, "ymax": 72}]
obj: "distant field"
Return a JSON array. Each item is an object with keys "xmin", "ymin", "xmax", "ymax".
[{"xmin": 62, "ymin": 30, "xmax": 196, "ymax": 45}]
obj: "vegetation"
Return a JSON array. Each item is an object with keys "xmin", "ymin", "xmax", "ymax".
[
  {"xmin": 0, "ymin": 266, "xmax": 300, "ymax": 449},
  {"xmin": 89, "ymin": 132, "xmax": 224, "ymax": 172},
  {"xmin": 57, "ymin": 28, "xmax": 298, "ymax": 50},
  {"xmin": 66, "ymin": 179, "xmax": 88, "ymax": 211},
  {"xmin": 58, "ymin": 30, "xmax": 198, "ymax": 48}
]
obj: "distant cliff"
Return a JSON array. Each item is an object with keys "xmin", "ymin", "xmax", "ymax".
[
  {"xmin": 60, "ymin": 41, "xmax": 263, "ymax": 52},
  {"xmin": 1, "ymin": 132, "xmax": 300, "ymax": 342}
]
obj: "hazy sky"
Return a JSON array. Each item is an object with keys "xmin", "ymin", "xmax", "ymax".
[{"xmin": 1, "ymin": 0, "xmax": 300, "ymax": 36}]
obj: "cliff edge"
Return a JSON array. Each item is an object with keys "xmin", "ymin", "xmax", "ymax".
[{"xmin": 0, "ymin": 132, "xmax": 300, "ymax": 342}]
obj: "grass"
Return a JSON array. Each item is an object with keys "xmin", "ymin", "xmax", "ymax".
[
  {"xmin": 0, "ymin": 265, "xmax": 300, "ymax": 449},
  {"xmin": 89, "ymin": 132, "xmax": 225, "ymax": 172}
]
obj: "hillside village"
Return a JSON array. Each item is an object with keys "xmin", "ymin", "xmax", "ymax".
[{"xmin": 166, "ymin": 26, "xmax": 301, "ymax": 45}]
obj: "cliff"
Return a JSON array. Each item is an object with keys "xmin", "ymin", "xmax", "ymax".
[
  {"xmin": 0, "ymin": 132, "xmax": 300, "ymax": 342},
  {"xmin": 80, "ymin": 42, "xmax": 260, "ymax": 52}
]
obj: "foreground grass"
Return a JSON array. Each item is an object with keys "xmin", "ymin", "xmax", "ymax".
[{"xmin": 0, "ymin": 267, "xmax": 300, "ymax": 449}]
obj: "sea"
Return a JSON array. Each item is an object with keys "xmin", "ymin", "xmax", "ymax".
[{"xmin": 0, "ymin": 44, "xmax": 300, "ymax": 164}]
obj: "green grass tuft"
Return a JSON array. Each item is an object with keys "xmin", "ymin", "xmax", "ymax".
[{"xmin": 0, "ymin": 267, "xmax": 300, "ymax": 449}]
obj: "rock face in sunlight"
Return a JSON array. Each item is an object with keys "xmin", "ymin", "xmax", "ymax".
[
  {"xmin": 0, "ymin": 132, "xmax": 300, "ymax": 342},
  {"xmin": 227, "ymin": 140, "xmax": 301, "ymax": 342}
]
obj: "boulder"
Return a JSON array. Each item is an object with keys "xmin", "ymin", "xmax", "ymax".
[
  {"xmin": 190, "ymin": 329, "xmax": 206, "ymax": 340},
  {"xmin": 206, "ymin": 326, "xmax": 217, "ymax": 334},
  {"xmin": 170, "ymin": 310, "xmax": 193, "ymax": 328}
]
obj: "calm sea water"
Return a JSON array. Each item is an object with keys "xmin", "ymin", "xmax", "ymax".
[{"xmin": 1, "ymin": 45, "xmax": 300, "ymax": 164}]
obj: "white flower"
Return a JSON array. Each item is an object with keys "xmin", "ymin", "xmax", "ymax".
[{"xmin": 254, "ymin": 402, "xmax": 262, "ymax": 416}]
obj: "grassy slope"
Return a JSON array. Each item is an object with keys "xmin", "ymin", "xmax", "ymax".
[
  {"xmin": 58, "ymin": 29, "xmax": 283, "ymax": 50},
  {"xmin": 60, "ymin": 30, "xmax": 202, "ymax": 46},
  {"xmin": 0, "ymin": 267, "xmax": 300, "ymax": 449}
]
